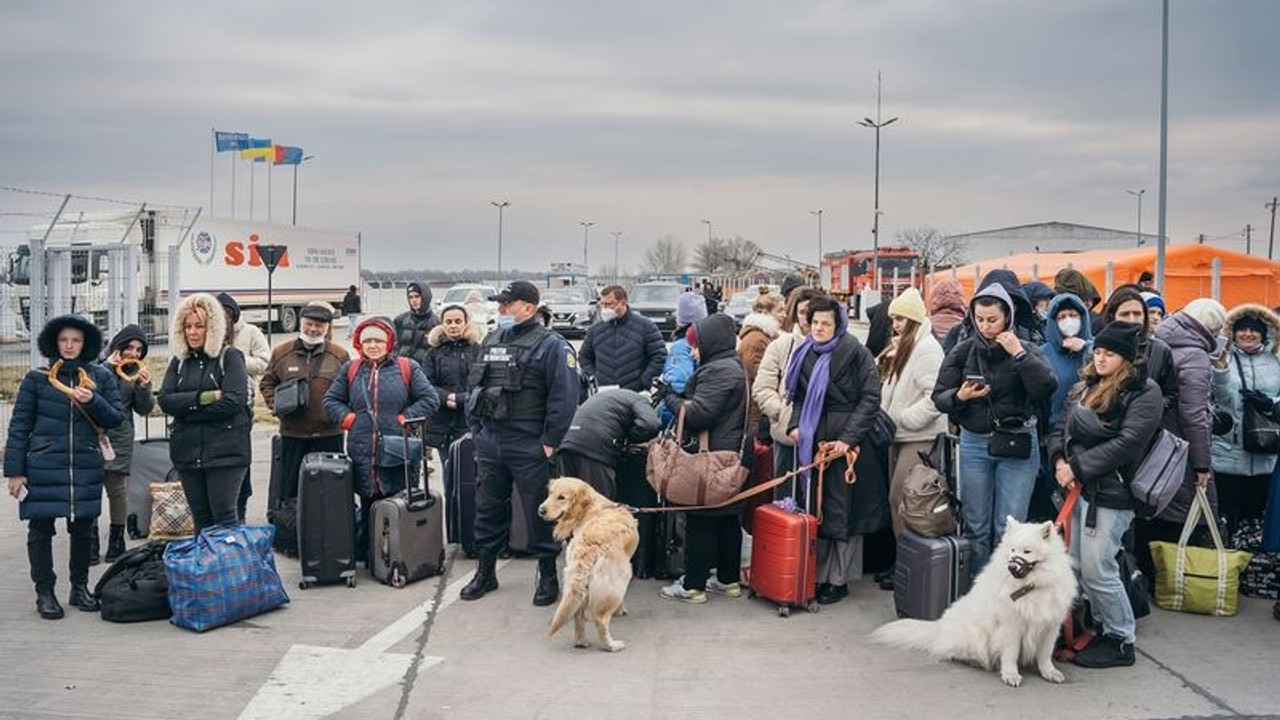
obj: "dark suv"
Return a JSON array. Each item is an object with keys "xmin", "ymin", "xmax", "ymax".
[{"xmin": 628, "ymin": 281, "xmax": 684, "ymax": 339}]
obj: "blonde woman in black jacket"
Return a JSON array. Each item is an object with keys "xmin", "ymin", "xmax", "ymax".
[{"xmin": 1047, "ymin": 322, "xmax": 1162, "ymax": 669}]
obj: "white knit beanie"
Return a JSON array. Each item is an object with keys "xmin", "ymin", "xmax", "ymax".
[{"xmin": 1182, "ymin": 298, "xmax": 1227, "ymax": 336}]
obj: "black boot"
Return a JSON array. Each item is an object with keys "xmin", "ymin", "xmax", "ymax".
[
  {"xmin": 533, "ymin": 557, "xmax": 560, "ymax": 607},
  {"xmin": 68, "ymin": 584, "xmax": 100, "ymax": 612},
  {"xmin": 104, "ymin": 524, "xmax": 126, "ymax": 563},
  {"xmin": 36, "ymin": 589, "xmax": 64, "ymax": 620},
  {"xmin": 459, "ymin": 551, "xmax": 499, "ymax": 601},
  {"xmin": 1072, "ymin": 634, "xmax": 1135, "ymax": 668},
  {"xmin": 88, "ymin": 522, "xmax": 101, "ymax": 566}
]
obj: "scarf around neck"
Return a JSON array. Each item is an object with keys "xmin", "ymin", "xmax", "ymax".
[{"xmin": 784, "ymin": 317, "xmax": 847, "ymax": 480}]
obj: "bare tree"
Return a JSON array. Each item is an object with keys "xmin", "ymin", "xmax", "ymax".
[
  {"xmin": 694, "ymin": 235, "xmax": 761, "ymax": 273},
  {"xmin": 643, "ymin": 235, "xmax": 688, "ymax": 273},
  {"xmin": 896, "ymin": 226, "xmax": 965, "ymax": 270}
]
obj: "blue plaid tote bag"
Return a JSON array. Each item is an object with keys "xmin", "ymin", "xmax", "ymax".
[{"xmin": 164, "ymin": 525, "xmax": 289, "ymax": 632}]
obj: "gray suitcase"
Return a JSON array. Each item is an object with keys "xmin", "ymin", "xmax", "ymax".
[
  {"xmin": 369, "ymin": 420, "xmax": 446, "ymax": 587},
  {"xmin": 893, "ymin": 528, "xmax": 972, "ymax": 620},
  {"xmin": 298, "ymin": 452, "xmax": 358, "ymax": 589}
]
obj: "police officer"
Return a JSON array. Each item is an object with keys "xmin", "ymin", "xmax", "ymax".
[{"xmin": 460, "ymin": 281, "xmax": 579, "ymax": 605}]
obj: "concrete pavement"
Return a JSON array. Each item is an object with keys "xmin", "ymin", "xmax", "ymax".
[{"xmin": 1, "ymin": 428, "xmax": 1278, "ymax": 720}]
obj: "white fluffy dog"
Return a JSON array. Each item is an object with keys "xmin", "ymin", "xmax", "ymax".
[{"xmin": 873, "ymin": 517, "xmax": 1078, "ymax": 687}]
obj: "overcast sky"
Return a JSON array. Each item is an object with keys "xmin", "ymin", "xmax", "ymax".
[{"xmin": 2, "ymin": 0, "xmax": 1277, "ymax": 272}]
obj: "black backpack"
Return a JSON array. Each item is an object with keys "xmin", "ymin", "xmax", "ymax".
[{"xmin": 94, "ymin": 541, "xmax": 172, "ymax": 623}]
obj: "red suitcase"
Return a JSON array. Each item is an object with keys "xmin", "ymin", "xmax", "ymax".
[
  {"xmin": 747, "ymin": 500, "xmax": 819, "ymax": 617},
  {"xmin": 741, "ymin": 438, "xmax": 776, "ymax": 534}
]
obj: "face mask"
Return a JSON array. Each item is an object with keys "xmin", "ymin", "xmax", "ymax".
[
  {"xmin": 599, "ymin": 308, "xmax": 617, "ymax": 323},
  {"xmin": 1037, "ymin": 308, "xmax": 1049, "ymax": 321},
  {"xmin": 497, "ymin": 315, "xmax": 515, "ymax": 330},
  {"xmin": 299, "ymin": 332, "xmax": 325, "ymax": 346},
  {"xmin": 1057, "ymin": 317, "xmax": 1082, "ymax": 338}
]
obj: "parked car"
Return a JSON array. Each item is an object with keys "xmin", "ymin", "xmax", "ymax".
[
  {"xmin": 724, "ymin": 284, "xmax": 781, "ymax": 328},
  {"xmin": 543, "ymin": 285, "xmax": 598, "ymax": 337},
  {"xmin": 435, "ymin": 283, "xmax": 498, "ymax": 322},
  {"xmin": 628, "ymin": 281, "xmax": 684, "ymax": 339}
]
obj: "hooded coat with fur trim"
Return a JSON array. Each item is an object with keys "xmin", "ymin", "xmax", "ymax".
[
  {"xmin": 737, "ymin": 312, "xmax": 781, "ymax": 432},
  {"xmin": 324, "ymin": 316, "xmax": 440, "ymax": 496},
  {"xmin": 1211, "ymin": 304, "xmax": 1280, "ymax": 477},
  {"xmin": 157, "ymin": 293, "xmax": 253, "ymax": 471},
  {"xmin": 4, "ymin": 315, "xmax": 124, "ymax": 521},
  {"xmin": 421, "ymin": 320, "xmax": 482, "ymax": 447}
]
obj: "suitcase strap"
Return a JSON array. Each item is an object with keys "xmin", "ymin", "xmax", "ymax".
[{"xmin": 627, "ymin": 446, "xmax": 857, "ymax": 519}]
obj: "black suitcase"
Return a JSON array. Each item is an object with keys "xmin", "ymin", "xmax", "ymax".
[
  {"xmin": 265, "ymin": 434, "xmax": 299, "ymax": 556},
  {"xmin": 617, "ymin": 447, "xmax": 683, "ymax": 580},
  {"xmin": 448, "ymin": 433, "xmax": 531, "ymax": 557},
  {"xmin": 127, "ymin": 438, "xmax": 176, "ymax": 539},
  {"xmin": 297, "ymin": 452, "xmax": 358, "ymax": 589},
  {"xmin": 893, "ymin": 528, "xmax": 972, "ymax": 620}
]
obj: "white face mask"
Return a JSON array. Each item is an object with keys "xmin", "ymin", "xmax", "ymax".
[
  {"xmin": 599, "ymin": 308, "xmax": 617, "ymax": 323},
  {"xmin": 1057, "ymin": 316, "xmax": 1082, "ymax": 338},
  {"xmin": 299, "ymin": 331, "xmax": 325, "ymax": 346}
]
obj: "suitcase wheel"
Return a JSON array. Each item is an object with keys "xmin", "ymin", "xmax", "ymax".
[
  {"xmin": 747, "ymin": 589, "xmax": 757, "ymax": 599},
  {"xmin": 777, "ymin": 605, "xmax": 791, "ymax": 618},
  {"xmin": 299, "ymin": 580, "xmax": 311, "ymax": 590},
  {"xmin": 346, "ymin": 576, "xmax": 357, "ymax": 589},
  {"xmin": 391, "ymin": 565, "xmax": 407, "ymax": 589},
  {"xmin": 807, "ymin": 601, "xmax": 820, "ymax": 614}
]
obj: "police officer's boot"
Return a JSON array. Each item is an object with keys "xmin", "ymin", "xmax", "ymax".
[
  {"xmin": 533, "ymin": 556, "xmax": 560, "ymax": 607},
  {"xmin": 460, "ymin": 551, "xmax": 499, "ymax": 601}
]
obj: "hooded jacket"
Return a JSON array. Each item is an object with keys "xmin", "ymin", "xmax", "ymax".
[
  {"xmin": 942, "ymin": 269, "xmax": 1043, "ymax": 353},
  {"xmin": 879, "ymin": 318, "xmax": 947, "ymax": 444},
  {"xmin": 324, "ymin": 316, "xmax": 440, "ymax": 496},
  {"xmin": 933, "ymin": 282, "xmax": 1058, "ymax": 435},
  {"xmin": 1049, "ymin": 375, "xmax": 1164, "ymax": 511},
  {"xmin": 1053, "ymin": 268, "xmax": 1104, "ymax": 335},
  {"xmin": 260, "ymin": 334, "xmax": 350, "ymax": 439},
  {"xmin": 560, "ymin": 389, "xmax": 662, "ymax": 465},
  {"xmin": 158, "ymin": 293, "xmax": 253, "ymax": 471},
  {"xmin": 737, "ymin": 312, "xmax": 781, "ymax": 432},
  {"xmin": 1211, "ymin": 304, "xmax": 1280, "ymax": 477},
  {"xmin": 580, "ymin": 307, "xmax": 668, "ymax": 392},
  {"xmin": 421, "ymin": 320, "xmax": 482, "ymax": 448},
  {"xmin": 103, "ymin": 324, "xmax": 156, "ymax": 474},
  {"xmin": 1041, "ymin": 293, "xmax": 1094, "ymax": 429},
  {"xmin": 928, "ymin": 278, "xmax": 967, "ymax": 344},
  {"xmin": 1153, "ymin": 310, "xmax": 1219, "ymax": 522},
  {"xmin": 393, "ymin": 281, "xmax": 440, "ymax": 366},
  {"xmin": 4, "ymin": 315, "xmax": 124, "ymax": 521}
]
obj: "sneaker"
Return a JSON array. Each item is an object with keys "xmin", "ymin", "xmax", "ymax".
[
  {"xmin": 706, "ymin": 578, "xmax": 742, "ymax": 597},
  {"xmin": 1072, "ymin": 634, "xmax": 1135, "ymax": 668},
  {"xmin": 659, "ymin": 580, "xmax": 707, "ymax": 604}
]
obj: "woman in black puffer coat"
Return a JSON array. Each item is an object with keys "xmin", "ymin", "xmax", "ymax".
[
  {"xmin": 422, "ymin": 305, "xmax": 482, "ymax": 460},
  {"xmin": 5, "ymin": 315, "xmax": 123, "ymax": 619},
  {"xmin": 658, "ymin": 312, "xmax": 748, "ymax": 604},
  {"xmin": 158, "ymin": 293, "xmax": 252, "ymax": 531},
  {"xmin": 1048, "ymin": 322, "xmax": 1162, "ymax": 669}
]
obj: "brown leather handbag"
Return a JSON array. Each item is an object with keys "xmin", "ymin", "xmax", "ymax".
[{"xmin": 646, "ymin": 386, "xmax": 750, "ymax": 507}]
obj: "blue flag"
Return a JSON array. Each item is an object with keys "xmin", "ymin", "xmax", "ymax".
[
  {"xmin": 246, "ymin": 137, "xmax": 273, "ymax": 149},
  {"xmin": 214, "ymin": 131, "xmax": 249, "ymax": 152}
]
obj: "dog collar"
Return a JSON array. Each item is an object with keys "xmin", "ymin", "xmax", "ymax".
[{"xmin": 1009, "ymin": 584, "xmax": 1036, "ymax": 602}]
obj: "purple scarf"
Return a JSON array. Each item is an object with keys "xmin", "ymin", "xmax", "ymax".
[{"xmin": 784, "ymin": 313, "xmax": 848, "ymax": 480}]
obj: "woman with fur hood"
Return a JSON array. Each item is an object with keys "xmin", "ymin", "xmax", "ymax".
[
  {"xmin": 422, "ymin": 304, "xmax": 482, "ymax": 463},
  {"xmin": 877, "ymin": 288, "xmax": 946, "ymax": 537},
  {"xmin": 1211, "ymin": 303, "xmax": 1280, "ymax": 538},
  {"xmin": 324, "ymin": 316, "xmax": 439, "ymax": 560},
  {"xmin": 158, "ymin": 293, "xmax": 253, "ymax": 531},
  {"xmin": 6, "ymin": 315, "xmax": 123, "ymax": 619},
  {"xmin": 737, "ymin": 292, "xmax": 785, "ymax": 433}
]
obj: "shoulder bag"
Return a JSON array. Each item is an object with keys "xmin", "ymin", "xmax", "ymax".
[
  {"xmin": 1130, "ymin": 428, "xmax": 1190, "ymax": 519},
  {"xmin": 1234, "ymin": 353, "xmax": 1280, "ymax": 454},
  {"xmin": 646, "ymin": 379, "xmax": 751, "ymax": 507},
  {"xmin": 975, "ymin": 351, "xmax": 1033, "ymax": 459}
]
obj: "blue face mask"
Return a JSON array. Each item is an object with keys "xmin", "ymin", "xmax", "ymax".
[{"xmin": 497, "ymin": 315, "xmax": 515, "ymax": 330}]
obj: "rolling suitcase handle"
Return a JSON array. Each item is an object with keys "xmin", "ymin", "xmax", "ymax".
[{"xmin": 399, "ymin": 416, "xmax": 431, "ymax": 506}]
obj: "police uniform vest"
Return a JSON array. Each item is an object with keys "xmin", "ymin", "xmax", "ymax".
[{"xmin": 467, "ymin": 324, "xmax": 553, "ymax": 423}]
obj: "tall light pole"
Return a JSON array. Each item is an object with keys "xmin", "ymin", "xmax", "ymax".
[
  {"xmin": 1155, "ymin": 0, "xmax": 1169, "ymax": 292},
  {"xmin": 291, "ymin": 155, "xmax": 315, "ymax": 226},
  {"xmin": 810, "ymin": 209, "xmax": 824, "ymax": 284},
  {"xmin": 491, "ymin": 200, "xmax": 511, "ymax": 277},
  {"xmin": 610, "ymin": 231, "xmax": 623, "ymax": 285},
  {"xmin": 1266, "ymin": 196, "xmax": 1277, "ymax": 260},
  {"xmin": 857, "ymin": 71, "xmax": 897, "ymax": 294},
  {"xmin": 1127, "ymin": 188, "xmax": 1145, "ymax": 247},
  {"xmin": 579, "ymin": 221, "xmax": 594, "ymax": 274},
  {"xmin": 701, "ymin": 219, "xmax": 712, "ymax": 243}
]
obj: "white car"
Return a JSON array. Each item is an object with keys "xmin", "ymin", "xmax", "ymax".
[{"xmin": 436, "ymin": 283, "xmax": 498, "ymax": 327}]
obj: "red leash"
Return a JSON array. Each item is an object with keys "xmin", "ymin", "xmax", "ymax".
[{"xmin": 1053, "ymin": 483, "xmax": 1092, "ymax": 661}]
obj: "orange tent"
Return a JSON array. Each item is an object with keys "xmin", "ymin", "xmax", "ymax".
[{"xmin": 927, "ymin": 244, "xmax": 1280, "ymax": 312}]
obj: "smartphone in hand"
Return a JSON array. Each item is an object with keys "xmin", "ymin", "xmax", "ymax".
[{"xmin": 965, "ymin": 374, "xmax": 987, "ymax": 387}]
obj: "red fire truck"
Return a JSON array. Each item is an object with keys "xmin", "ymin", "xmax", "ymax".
[{"xmin": 822, "ymin": 246, "xmax": 922, "ymax": 301}]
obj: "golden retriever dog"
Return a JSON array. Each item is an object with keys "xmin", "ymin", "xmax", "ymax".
[{"xmin": 538, "ymin": 477, "xmax": 639, "ymax": 652}]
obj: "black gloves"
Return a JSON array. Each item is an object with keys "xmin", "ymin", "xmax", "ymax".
[
  {"xmin": 650, "ymin": 377, "xmax": 671, "ymax": 407},
  {"xmin": 1241, "ymin": 389, "xmax": 1276, "ymax": 414}
]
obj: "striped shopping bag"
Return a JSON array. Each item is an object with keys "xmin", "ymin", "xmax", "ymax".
[{"xmin": 164, "ymin": 525, "xmax": 289, "ymax": 632}]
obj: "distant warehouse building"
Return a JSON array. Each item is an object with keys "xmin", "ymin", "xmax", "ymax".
[{"xmin": 947, "ymin": 221, "xmax": 1156, "ymax": 265}]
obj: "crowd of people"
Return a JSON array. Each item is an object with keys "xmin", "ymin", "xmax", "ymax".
[{"xmin": 5, "ymin": 269, "xmax": 1277, "ymax": 659}]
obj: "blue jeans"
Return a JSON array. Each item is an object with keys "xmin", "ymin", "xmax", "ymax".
[
  {"xmin": 958, "ymin": 428, "xmax": 1039, "ymax": 573},
  {"xmin": 1069, "ymin": 497, "xmax": 1136, "ymax": 644}
]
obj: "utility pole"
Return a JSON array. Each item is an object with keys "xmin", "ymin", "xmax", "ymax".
[
  {"xmin": 1245, "ymin": 224, "xmax": 1254, "ymax": 255},
  {"xmin": 810, "ymin": 209, "xmax": 823, "ymax": 282},
  {"xmin": 579, "ymin": 221, "xmax": 594, "ymax": 274},
  {"xmin": 491, "ymin": 200, "xmax": 511, "ymax": 276},
  {"xmin": 1127, "ymin": 189, "xmax": 1145, "ymax": 247},
  {"xmin": 1155, "ymin": 0, "xmax": 1170, "ymax": 293},
  {"xmin": 1198, "ymin": 233, "xmax": 1206, "ymax": 245},
  {"xmin": 610, "ymin": 231, "xmax": 622, "ymax": 285},
  {"xmin": 1267, "ymin": 197, "xmax": 1278, "ymax": 260}
]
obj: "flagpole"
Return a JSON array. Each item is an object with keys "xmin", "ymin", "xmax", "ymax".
[
  {"xmin": 250, "ymin": 161, "xmax": 255, "ymax": 221},
  {"xmin": 268, "ymin": 162, "xmax": 273, "ymax": 224},
  {"xmin": 209, "ymin": 128, "xmax": 216, "ymax": 214},
  {"xmin": 230, "ymin": 155, "xmax": 236, "ymax": 219}
]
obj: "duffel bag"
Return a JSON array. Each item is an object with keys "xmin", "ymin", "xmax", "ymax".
[
  {"xmin": 95, "ymin": 540, "xmax": 172, "ymax": 623},
  {"xmin": 1150, "ymin": 486, "xmax": 1252, "ymax": 616},
  {"xmin": 164, "ymin": 525, "xmax": 289, "ymax": 632}
]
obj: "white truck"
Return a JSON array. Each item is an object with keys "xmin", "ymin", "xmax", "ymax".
[{"xmin": 8, "ymin": 210, "xmax": 361, "ymax": 337}]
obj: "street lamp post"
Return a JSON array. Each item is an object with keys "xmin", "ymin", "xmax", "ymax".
[
  {"xmin": 291, "ymin": 155, "xmax": 316, "ymax": 226},
  {"xmin": 579, "ymin": 221, "xmax": 594, "ymax": 275},
  {"xmin": 610, "ymin": 231, "xmax": 622, "ymax": 285},
  {"xmin": 1127, "ymin": 188, "xmax": 1146, "ymax": 247},
  {"xmin": 857, "ymin": 72, "xmax": 897, "ymax": 295},
  {"xmin": 701, "ymin": 219, "xmax": 712, "ymax": 243},
  {"xmin": 491, "ymin": 200, "xmax": 511, "ymax": 277},
  {"xmin": 810, "ymin": 209, "xmax": 824, "ymax": 285}
]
